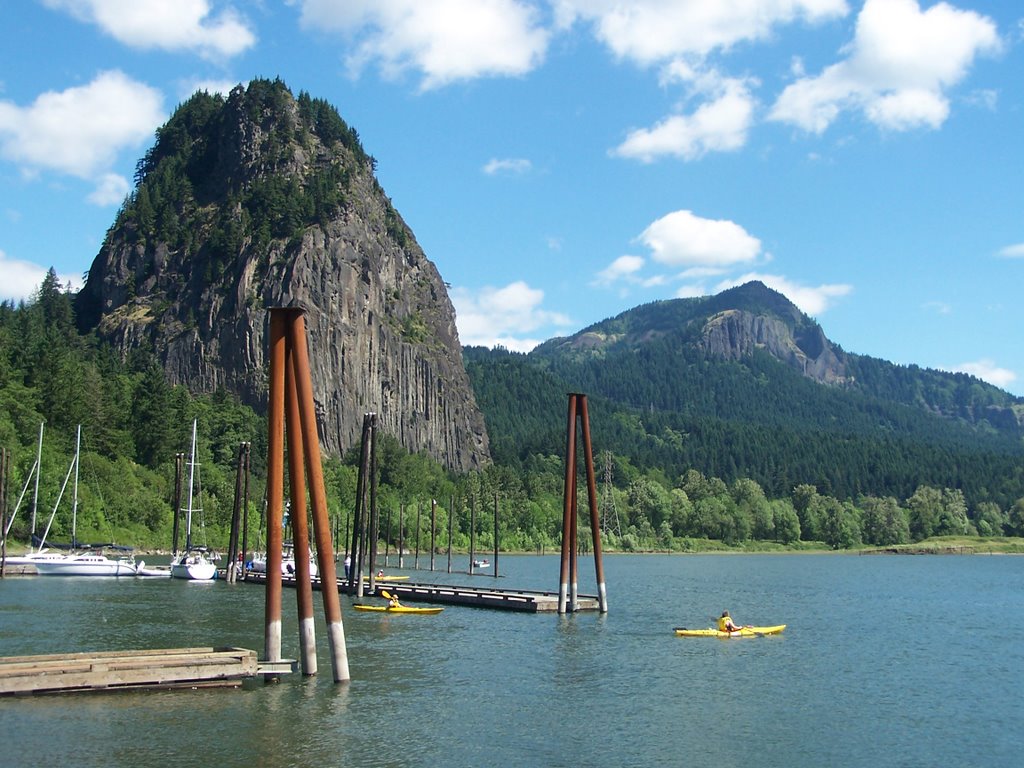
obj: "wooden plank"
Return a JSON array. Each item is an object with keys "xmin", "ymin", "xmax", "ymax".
[{"xmin": 0, "ymin": 647, "xmax": 260, "ymax": 696}]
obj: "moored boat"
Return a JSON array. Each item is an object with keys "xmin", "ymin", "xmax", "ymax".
[
  {"xmin": 32, "ymin": 550, "xmax": 137, "ymax": 577},
  {"xmin": 249, "ymin": 542, "xmax": 318, "ymax": 577},
  {"xmin": 135, "ymin": 561, "xmax": 172, "ymax": 578},
  {"xmin": 170, "ymin": 420, "xmax": 217, "ymax": 582},
  {"xmin": 674, "ymin": 624, "xmax": 786, "ymax": 638},
  {"xmin": 169, "ymin": 549, "xmax": 218, "ymax": 581}
]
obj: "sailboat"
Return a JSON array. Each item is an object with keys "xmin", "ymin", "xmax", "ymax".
[
  {"xmin": 29, "ymin": 426, "xmax": 138, "ymax": 576},
  {"xmin": 169, "ymin": 420, "xmax": 218, "ymax": 581}
]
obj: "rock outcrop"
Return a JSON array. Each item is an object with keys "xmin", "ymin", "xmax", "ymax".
[
  {"xmin": 699, "ymin": 308, "xmax": 849, "ymax": 385},
  {"xmin": 76, "ymin": 79, "xmax": 489, "ymax": 470}
]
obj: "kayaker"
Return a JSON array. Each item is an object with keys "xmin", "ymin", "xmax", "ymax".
[
  {"xmin": 388, "ymin": 594, "xmax": 401, "ymax": 608},
  {"xmin": 718, "ymin": 610, "xmax": 744, "ymax": 632}
]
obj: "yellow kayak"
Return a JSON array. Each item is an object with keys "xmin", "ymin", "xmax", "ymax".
[
  {"xmin": 360, "ymin": 574, "xmax": 410, "ymax": 581},
  {"xmin": 353, "ymin": 603, "xmax": 443, "ymax": 615},
  {"xmin": 674, "ymin": 624, "xmax": 786, "ymax": 638}
]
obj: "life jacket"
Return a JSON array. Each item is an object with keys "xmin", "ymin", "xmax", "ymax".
[{"xmin": 717, "ymin": 616, "xmax": 732, "ymax": 632}]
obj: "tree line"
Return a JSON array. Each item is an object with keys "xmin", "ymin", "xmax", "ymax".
[{"xmin": 3, "ymin": 274, "xmax": 1023, "ymax": 554}]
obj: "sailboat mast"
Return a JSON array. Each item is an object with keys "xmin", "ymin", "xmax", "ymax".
[
  {"xmin": 30, "ymin": 421, "xmax": 43, "ymax": 540},
  {"xmin": 185, "ymin": 419, "xmax": 197, "ymax": 551},
  {"xmin": 71, "ymin": 425, "xmax": 81, "ymax": 547}
]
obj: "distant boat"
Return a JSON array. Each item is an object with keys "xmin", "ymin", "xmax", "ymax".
[
  {"xmin": 33, "ymin": 550, "xmax": 137, "ymax": 577},
  {"xmin": 135, "ymin": 561, "xmax": 172, "ymax": 578},
  {"xmin": 249, "ymin": 541, "xmax": 318, "ymax": 577},
  {"xmin": 472, "ymin": 559, "xmax": 491, "ymax": 568},
  {"xmin": 169, "ymin": 420, "xmax": 217, "ymax": 581},
  {"xmin": 26, "ymin": 425, "xmax": 138, "ymax": 577}
]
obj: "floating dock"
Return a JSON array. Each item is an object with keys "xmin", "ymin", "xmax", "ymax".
[
  {"xmin": 0, "ymin": 646, "xmax": 294, "ymax": 696},
  {"xmin": 244, "ymin": 571, "xmax": 600, "ymax": 612},
  {"xmin": 368, "ymin": 582, "xmax": 599, "ymax": 612}
]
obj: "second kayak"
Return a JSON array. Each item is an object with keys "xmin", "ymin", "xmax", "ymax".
[
  {"xmin": 353, "ymin": 604, "xmax": 444, "ymax": 615},
  {"xmin": 674, "ymin": 624, "xmax": 786, "ymax": 638}
]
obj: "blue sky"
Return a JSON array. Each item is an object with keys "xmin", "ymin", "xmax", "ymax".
[{"xmin": 2, "ymin": 1, "xmax": 1022, "ymax": 395}]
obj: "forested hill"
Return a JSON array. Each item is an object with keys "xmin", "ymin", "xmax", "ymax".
[{"xmin": 464, "ymin": 281, "xmax": 1024, "ymax": 508}]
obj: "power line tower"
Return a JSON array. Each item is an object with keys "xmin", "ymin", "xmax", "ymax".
[{"xmin": 600, "ymin": 451, "xmax": 622, "ymax": 540}]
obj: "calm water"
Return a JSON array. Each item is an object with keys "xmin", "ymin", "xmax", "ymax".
[{"xmin": 1, "ymin": 553, "xmax": 1023, "ymax": 767}]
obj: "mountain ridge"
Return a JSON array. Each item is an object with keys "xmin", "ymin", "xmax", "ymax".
[
  {"xmin": 531, "ymin": 280, "xmax": 1021, "ymax": 428},
  {"xmin": 465, "ymin": 281, "xmax": 1024, "ymax": 506}
]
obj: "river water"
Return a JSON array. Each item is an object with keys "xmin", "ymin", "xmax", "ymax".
[{"xmin": 1, "ymin": 553, "xmax": 1022, "ymax": 767}]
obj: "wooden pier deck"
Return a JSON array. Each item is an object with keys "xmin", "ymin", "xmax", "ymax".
[
  {"xmin": 369, "ymin": 582, "xmax": 599, "ymax": 612},
  {"xmin": 244, "ymin": 571, "xmax": 600, "ymax": 612},
  {"xmin": 0, "ymin": 647, "xmax": 293, "ymax": 696}
]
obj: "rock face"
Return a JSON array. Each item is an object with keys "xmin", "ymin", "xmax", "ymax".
[
  {"xmin": 76, "ymin": 79, "xmax": 489, "ymax": 470},
  {"xmin": 699, "ymin": 308, "xmax": 849, "ymax": 385}
]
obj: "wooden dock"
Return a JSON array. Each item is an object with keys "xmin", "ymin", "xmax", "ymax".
[
  {"xmin": 244, "ymin": 571, "xmax": 600, "ymax": 612},
  {"xmin": 370, "ymin": 582, "xmax": 599, "ymax": 612},
  {"xmin": 0, "ymin": 647, "xmax": 294, "ymax": 696}
]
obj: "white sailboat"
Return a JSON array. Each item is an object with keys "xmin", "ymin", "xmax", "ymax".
[
  {"xmin": 29, "ymin": 426, "xmax": 138, "ymax": 577},
  {"xmin": 169, "ymin": 420, "xmax": 218, "ymax": 581}
]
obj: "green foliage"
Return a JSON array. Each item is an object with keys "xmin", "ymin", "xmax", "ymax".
[
  {"xmin": 464, "ymin": 293, "xmax": 1024, "ymax": 511},
  {"xmin": 98, "ymin": 78, "xmax": 364, "ymax": 323}
]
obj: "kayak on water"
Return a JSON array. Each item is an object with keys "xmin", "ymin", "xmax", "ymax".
[
  {"xmin": 353, "ymin": 603, "xmax": 444, "ymax": 615},
  {"xmin": 360, "ymin": 574, "xmax": 411, "ymax": 581},
  {"xmin": 674, "ymin": 624, "xmax": 786, "ymax": 638}
]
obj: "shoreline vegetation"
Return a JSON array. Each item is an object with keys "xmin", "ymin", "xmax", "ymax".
[{"xmin": 5, "ymin": 536, "xmax": 1022, "ymax": 561}]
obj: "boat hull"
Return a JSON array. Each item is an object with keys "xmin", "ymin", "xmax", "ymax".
[
  {"xmin": 674, "ymin": 624, "xmax": 786, "ymax": 638},
  {"xmin": 32, "ymin": 555, "xmax": 137, "ymax": 577},
  {"xmin": 170, "ymin": 554, "xmax": 217, "ymax": 581},
  {"xmin": 135, "ymin": 562, "xmax": 172, "ymax": 578},
  {"xmin": 250, "ymin": 555, "xmax": 318, "ymax": 577}
]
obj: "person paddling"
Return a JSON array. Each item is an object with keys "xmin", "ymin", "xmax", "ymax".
[{"xmin": 717, "ymin": 610, "xmax": 745, "ymax": 633}]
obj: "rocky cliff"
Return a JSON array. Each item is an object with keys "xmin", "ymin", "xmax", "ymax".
[
  {"xmin": 76, "ymin": 79, "xmax": 489, "ymax": 470},
  {"xmin": 699, "ymin": 309, "xmax": 849, "ymax": 385}
]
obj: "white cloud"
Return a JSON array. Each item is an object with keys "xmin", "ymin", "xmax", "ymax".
[
  {"xmin": 997, "ymin": 243, "xmax": 1024, "ymax": 259},
  {"xmin": 715, "ymin": 272, "xmax": 852, "ymax": 316},
  {"xmin": 613, "ymin": 75, "xmax": 756, "ymax": 161},
  {"xmin": 0, "ymin": 71, "xmax": 164, "ymax": 183},
  {"xmin": 87, "ymin": 172, "xmax": 131, "ymax": 206},
  {"xmin": 44, "ymin": 0, "xmax": 256, "ymax": 59},
  {"xmin": 770, "ymin": 0, "xmax": 1001, "ymax": 133},
  {"xmin": 483, "ymin": 157, "xmax": 533, "ymax": 175},
  {"xmin": 0, "ymin": 249, "xmax": 82, "ymax": 302},
  {"xmin": 674, "ymin": 283, "xmax": 708, "ymax": 299},
  {"xmin": 639, "ymin": 210, "xmax": 762, "ymax": 269},
  {"xmin": 554, "ymin": 0, "xmax": 848, "ymax": 63},
  {"xmin": 593, "ymin": 254, "xmax": 645, "ymax": 287},
  {"xmin": 451, "ymin": 280, "xmax": 572, "ymax": 350},
  {"xmin": 950, "ymin": 359, "xmax": 1017, "ymax": 390},
  {"xmin": 295, "ymin": 0, "xmax": 549, "ymax": 89}
]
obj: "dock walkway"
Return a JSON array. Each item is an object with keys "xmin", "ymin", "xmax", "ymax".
[{"xmin": 243, "ymin": 572, "xmax": 600, "ymax": 612}]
